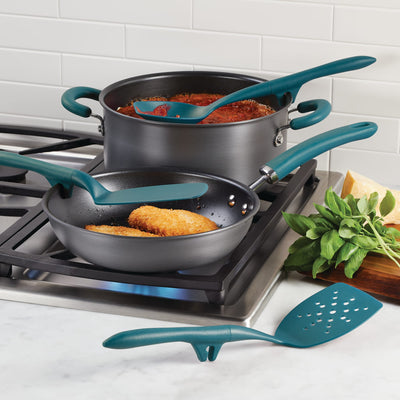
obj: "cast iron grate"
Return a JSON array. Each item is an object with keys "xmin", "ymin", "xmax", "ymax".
[{"xmin": 0, "ymin": 126, "xmax": 318, "ymax": 305}]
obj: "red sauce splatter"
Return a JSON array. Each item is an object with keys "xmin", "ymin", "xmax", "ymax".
[{"xmin": 117, "ymin": 93, "xmax": 275, "ymax": 124}]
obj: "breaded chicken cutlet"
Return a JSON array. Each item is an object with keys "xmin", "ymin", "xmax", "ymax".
[
  {"xmin": 85, "ymin": 224, "xmax": 159, "ymax": 237},
  {"xmin": 128, "ymin": 205, "xmax": 218, "ymax": 236}
]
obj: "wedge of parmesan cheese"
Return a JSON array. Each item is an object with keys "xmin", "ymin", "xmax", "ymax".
[{"xmin": 340, "ymin": 170, "xmax": 400, "ymax": 224}]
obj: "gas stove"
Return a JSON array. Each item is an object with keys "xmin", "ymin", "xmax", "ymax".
[{"xmin": 0, "ymin": 125, "xmax": 342, "ymax": 326}]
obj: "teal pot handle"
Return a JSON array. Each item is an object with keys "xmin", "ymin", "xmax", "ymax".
[
  {"xmin": 289, "ymin": 99, "xmax": 331, "ymax": 130},
  {"xmin": 262, "ymin": 122, "xmax": 377, "ymax": 184},
  {"xmin": 61, "ymin": 86, "xmax": 101, "ymax": 118}
]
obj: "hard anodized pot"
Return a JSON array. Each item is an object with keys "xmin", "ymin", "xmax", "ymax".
[{"xmin": 62, "ymin": 71, "xmax": 330, "ymax": 185}]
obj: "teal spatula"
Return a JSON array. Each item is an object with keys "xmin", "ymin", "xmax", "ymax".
[
  {"xmin": 103, "ymin": 283, "xmax": 382, "ymax": 361},
  {"xmin": 133, "ymin": 56, "xmax": 376, "ymax": 123},
  {"xmin": 0, "ymin": 151, "xmax": 208, "ymax": 205}
]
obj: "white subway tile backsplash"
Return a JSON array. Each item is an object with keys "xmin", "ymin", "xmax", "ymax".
[
  {"xmin": 334, "ymin": 6, "xmax": 400, "ymax": 46},
  {"xmin": 0, "ymin": 15, "xmax": 124, "ymax": 57},
  {"xmin": 333, "ymin": 78, "xmax": 400, "ymax": 118},
  {"xmin": 0, "ymin": 49, "xmax": 60, "ymax": 85},
  {"xmin": 288, "ymin": 113, "xmax": 399, "ymax": 154},
  {"xmin": 330, "ymin": 148, "xmax": 400, "ymax": 187},
  {"xmin": 59, "ymin": 0, "xmax": 192, "ymax": 28},
  {"xmin": 125, "ymin": 26, "xmax": 260, "ymax": 69},
  {"xmin": 62, "ymin": 55, "xmax": 192, "ymax": 88},
  {"xmin": 0, "ymin": 82, "xmax": 72, "ymax": 120},
  {"xmin": 193, "ymin": 0, "xmax": 333, "ymax": 40},
  {"xmin": 262, "ymin": 37, "xmax": 400, "ymax": 83},
  {"xmin": 0, "ymin": 113, "xmax": 62, "ymax": 130},
  {"xmin": 288, "ymin": 0, "xmax": 399, "ymax": 9},
  {"xmin": 0, "ymin": 1, "xmax": 398, "ymax": 182},
  {"xmin": 0, "ymin": 0, "xmax": 58, "ymax": 17}
]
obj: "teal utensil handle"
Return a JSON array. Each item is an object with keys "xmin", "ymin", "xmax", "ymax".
[
  {"xmin": 61, "ymin": 86, "xmax": 101, "ymax": 118},
  {"xmin": 0, "ymin": 151, "xmax": 105, "ymax": 196},
  {"xmin": 211, "ymin": 56, "xmax": 375, "ymax": 108},
  {"xmin": 289, "ymin": 99, "xmax": 331, "ymax": 130},
  {"xmin": 267, "ymin": 55, "xmax": 376, "ymax": 102},
  {"xmin": 266, "ymin": 121, "xmax": 377, "ymax": 180},
  {"xmin": 104, "ymin": 326, "xmax": 230, "ymax": 348},
  {"xmin": 103, "ymin": 325, "xmax": 280, "ymax": 362}
]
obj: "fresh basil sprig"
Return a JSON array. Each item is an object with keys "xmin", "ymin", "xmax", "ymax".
[{"xmin": 283, "ymin": 187, "xmax": 400, "ymax": 278}]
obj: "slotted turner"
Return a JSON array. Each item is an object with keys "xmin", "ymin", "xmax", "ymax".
[{"xmin": 103, "ymin": 283, "xmax": 382, "ymax": 361}]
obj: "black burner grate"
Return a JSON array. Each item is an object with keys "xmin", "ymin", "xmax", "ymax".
[{"xmin": 0, "ymin": 143, "xmax": 318, "ymax": 305}]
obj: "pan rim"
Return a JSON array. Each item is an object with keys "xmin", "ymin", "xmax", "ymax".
[{"xmin": 41, "ymin": 168, "xmax": 262, "ymax": 241}]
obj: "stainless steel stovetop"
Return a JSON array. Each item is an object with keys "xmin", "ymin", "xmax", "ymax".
[{"xmin": 0, "ymin": 126, "xmax": 343, "ymax": 326}]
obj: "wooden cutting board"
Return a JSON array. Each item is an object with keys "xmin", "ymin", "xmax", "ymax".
[{"xmin": 301, "ymin": 224, "xmax": 400, "ymax": 301}]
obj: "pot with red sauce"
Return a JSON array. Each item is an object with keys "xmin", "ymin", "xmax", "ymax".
[{"xmin": 62, "ymin": 71, "xmax": 330, "ymax": 184}]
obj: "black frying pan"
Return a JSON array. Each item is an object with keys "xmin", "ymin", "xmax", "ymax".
[{"xmin": 2, "ymin": 122, "xmax": 377, "ymax": 273}]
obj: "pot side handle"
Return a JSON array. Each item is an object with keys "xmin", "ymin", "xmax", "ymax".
[
  {"xmin": 61, "ymin": 86, "xmax": 101, "ymax": 118},
  {"xmin": 289, "ymin": 99, "xmax": 331, "ymax": 130}
]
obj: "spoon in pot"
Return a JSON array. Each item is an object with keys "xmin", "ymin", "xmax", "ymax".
[
  {"xmin": 133, "ymin": 56, "xmax": 376, "ymax": 124},
  {"xmin": 103, "ymin": 283, "xmax": 382, "ymax": 361},
  {"xmin": 0, "ymin": 151, "xmax": 208, "ymax": 205}
]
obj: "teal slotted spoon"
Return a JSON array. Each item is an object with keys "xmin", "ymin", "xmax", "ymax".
[
  {"xmin": 133, "ymin": 56, "xmax": 376, "ymax": 123},
  {"xmin": 103, "ymin": 283, "xmax": 382, "ymax": 361},
  {"xmin": 0, "ymin": 151, "xmax": 208, "ymax": 205}
]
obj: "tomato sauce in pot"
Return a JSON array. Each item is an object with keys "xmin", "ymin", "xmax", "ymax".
[{"xmin": 117, "ymin": 93, "xmax": 275, "ymax": 124}]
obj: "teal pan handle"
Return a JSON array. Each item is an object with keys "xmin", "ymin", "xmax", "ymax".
[
  {"xmin": 265, "ymin": 121, "xmax": 378, "ymax": 182},
  {"xmin": 61, "ymin": 86, "xmax": 101, "ymax": 118},
  {"xmin": 103, "ymin": 325, "xmax": 280, "ymax": 362},
  {"xmin": 208, "ymin": 56, "xmax": 375, "ymax": 108}
]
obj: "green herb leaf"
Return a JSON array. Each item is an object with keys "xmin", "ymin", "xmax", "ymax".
[
  {"xmin": 367, "ymin": 192, "xmax": 379, "ymax": 214},
  {"xmin": 343, "ymin": 194, "xmax": 359, "ymax": 215},
  {"xmin": 314, "ymin": 204, "xmax": 340, "ymax": 226},
  {"xmin": 283, "ymin": 240, "xmax": 320, "ymax": 268},
  {"xmin": 308, "ymin": 215, "xmax": 335, "ymax": 229},
  {"xmin": 338, "ymin": 218, "xmax": 362, "ymax": 239},
  {"xmin": 282, "ymin": 212, "xmax": 316, "ymax": 236},
  {"xmin": 357, "ymin": 195, "xmax": 369, "ymax": 214},
  {"xmin": 312, "ymin": 256, "xmax": 330, "ymax": 278},
  {"xmin": 350, "ymin": 234, "xmax": 379, "ymax": 250},
  {"xmin": 306, "ymin": 226, "xmax": 331, "ymax": 240},
  {"xmin": 325, "ymin": 187, "xmax": 352, "ymax": 217},
  {"xmin": 380, "ymin": 190, "xmax": 396, "ymax": 217},
  {"xmin": 386, "ymin": 227, "xmax": 400, "ymax": 239},
  {"xmin": 320, "ymin": 229, "xmax": 345, "ymax": 260},
  {"xmin": 344, "ymin": 248, "xmax": 369, "ymax": 278},
  {"xmin": 288, "ymin": 236, "xmax": 314, "ymax": 254},
  {"xmin": 335, "ymin": 242, "xmax": 359, "ymax": 267}
]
